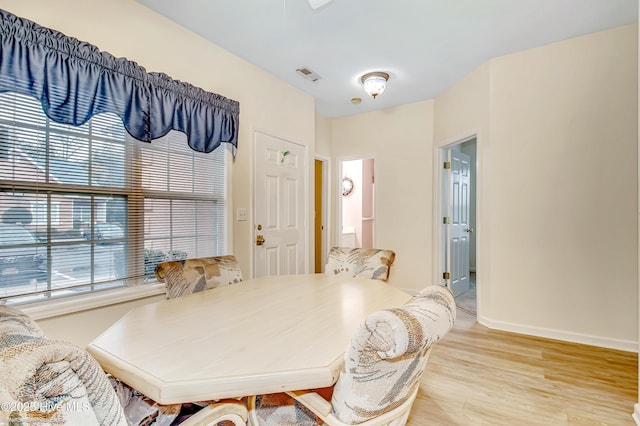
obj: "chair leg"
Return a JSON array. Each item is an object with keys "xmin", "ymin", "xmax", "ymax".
[{"xmin": 179, "ymin": 400, "xmax": 248, "ymax": 426}]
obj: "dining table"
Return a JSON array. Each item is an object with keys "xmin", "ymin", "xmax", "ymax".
[{"xmin": 86, "ymin": 273, "xmax": 412, "ymax": 405}]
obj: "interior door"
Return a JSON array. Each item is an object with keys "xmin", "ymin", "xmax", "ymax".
[
  {"xmin": 447, "ymin": 149, "xmax": 471, "ymax": 296},
  {"xmin": 254, "ymin": 132, "xmax": 306, "ymax": 277}
]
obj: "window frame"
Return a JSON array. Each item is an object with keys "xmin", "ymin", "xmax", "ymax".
[
  {"xmin": 0, "ymin": 95, "xmax": 234, "ymax": 318},
  {"xmin": 7, "ymin": 148, "xmax": 233, "ymax": 320}
]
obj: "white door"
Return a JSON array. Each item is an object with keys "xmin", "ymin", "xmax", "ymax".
[
  {"xmin": 447, "ymin": 150, "xmax": 471, "ymax": 296},
  {"xmin": 254, "ymin": 132, "xmax": 306, "ymax": 277}
]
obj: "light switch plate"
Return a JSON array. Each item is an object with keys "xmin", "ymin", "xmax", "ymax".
[{"xmin": 237, "ymin": 208, "xmax": 248, "ymax": 221}]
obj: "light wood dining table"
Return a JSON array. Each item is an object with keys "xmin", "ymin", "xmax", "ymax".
[{"xmin": 86, "ymin": 274, "xmax": 412, "ymax": 405}]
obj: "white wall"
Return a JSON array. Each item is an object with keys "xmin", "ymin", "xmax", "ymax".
[
  {"xmin": 434, "ymin": 24, "xmax": 638, "ymax": 350},
  {"xmin": 434, "ymin": 62, "xmax": 492, "ymax": 302},
  {"xmin": 315, "ymin": 112, "xmax": 333, "ymax": 157},
  {"xmin": 361, "ymin": 158, "xmax": 375, "ymax": 249},
  {"xmin": 0, "ymin": 0, "xmax": 316, "ymax": 345},
  {"xmin": 332, "ymin": 24, "xmax": 637, "ymax": 350},
  {"xmin": 487, "ymin": 24, "xmax": 637, "ymax": 349},
  {"xmin": 1, "ymin": 2, "xmax": 636, "ymax": 354},
  {"xmin": 36, "ymin": 294, "xmax": 166, "ymax": 347},
  {"xmin": 332, "ymin": 100, "xmax": 435, "ymax": 291}
]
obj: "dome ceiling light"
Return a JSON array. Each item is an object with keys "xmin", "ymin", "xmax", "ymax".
[
  {"xmin": 307, "ymin": 0, "xmax": 333, "ymax": 10},
  {"xmin": 360, "ymin": 71, "xmax": 389, "ymax": 99}
]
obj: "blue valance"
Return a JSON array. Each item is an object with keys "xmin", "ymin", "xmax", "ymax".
[{"xmin": 0, "ymin": 9, "xmax": 239, "ymax": 154}]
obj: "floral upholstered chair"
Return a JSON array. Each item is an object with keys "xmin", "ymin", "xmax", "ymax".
[
  {"xmin": 325, "ymin": 247, "xmax": 396, "ymax": 282},
  {"xmin": 155, "ymin": 255, "xmax": 244, "ymax": 299},
  {"xmin": 0, "ymin": 305, "xmax": 128, "ymax": 426},
  {"xmin": 0, "ymin": 305, "xmax": 247, "ymax": 426},
  {"xmin": 247, "ymin": 285, "xmax": 456, "ymax": 426}
]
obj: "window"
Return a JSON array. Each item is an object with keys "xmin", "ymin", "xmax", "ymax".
[
  {"xmin": 0, "ymin": 92, "xmax": 228, "ymax": 303},
  {"xmin": 31, "ymin": 200, "xmax": 60, "ymax": 225}
]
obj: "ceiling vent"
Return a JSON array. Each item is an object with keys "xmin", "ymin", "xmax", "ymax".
[{"xmin": 296, "ymin": 67, "xmax": 321, "ymax": 83}]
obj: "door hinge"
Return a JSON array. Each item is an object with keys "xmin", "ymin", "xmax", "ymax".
[
  {"xmin": 443, "ymin": 216, "xmax": 450, "ymax": 224},
  {"xmin": 443, "ymin": 161, "xmax": 451, "ymax": 169},
  {"xmin": 443, "ymin": 272, "xmax": 450, "ymax": 280}
]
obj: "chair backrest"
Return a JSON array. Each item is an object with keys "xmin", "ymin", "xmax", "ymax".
[
  {"xmin": 0, "ymin": 304, "xmax": 44, "ymax": 338},
  {"xmin": 325, "ymin": 247, "xmax": 396, "ymax": 281},
  {"xmin": 154, "ymin": 255, "xmax": 243, "ymax": 299},
  {"xmin": 0, "ymin": 306, "xmax": 128, "ymax": 426},
  {"xmin": 330, "ymin": 285, "xmax": 456, "ymax": 425}
]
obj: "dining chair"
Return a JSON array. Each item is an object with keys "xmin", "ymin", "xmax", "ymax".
[
  {"xmin": 0, "ymin": 305, "xmax": 130, "ymax": 426},
  {"xmin": 325, "ymin": 247, "xmax": 396, "ymax": 282},
  {"xmin": 111, "ymin": 376, "xmax": 248, "ymax": 426},
  {"xmin": 0, "ymin": 305, "xmax": 248, "ymax": 426},
  {"xmin": 178, "ymin": 400, "xmax": 247, "ymax": 425},
  {"xmin": 247, "ymin": 284, "xmax": 456, "ymax": 426},
  {"xmin": 154, "ymin": 255, "xmax": 243, "ymax": 299}
]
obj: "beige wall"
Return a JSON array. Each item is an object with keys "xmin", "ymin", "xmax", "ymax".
[
  {"xmin": 0, "ymin": 0, "xmax": 315, "ymax": 344},
  {"xmin": 1, "ymin": 2, "xmax": 636, "ymax": 352},
  {"xmin": 434, "ymin": 62, "xmax": 491, "ymax": 144},
  {"xmin": 434, "ymin": 24, "xmax": 638, "ymax": 350},
  {"xmin": 37, "ymin": 294, "xmax": 165, "ymax": 347},
  {"xmin": 314, "ymin": 113, "xmax": 333, "ymax": 157},
  {"xmin": 434, "ymin": 62, "xmax": 492, "ymax": 309},
  {"xmin": 488, "ymin": 24, "xmax": 637, "ymax": 346},
  {"xmin": 0, "ymin": 0, "xmax": 315, "ymax": 279},
  {"xmin": 331, "ymin": 24, "xmax": 637, "ymax": 350},
  {"xmin": 332, "ymin": 100, "xmax": 435, "ymax": 291}
]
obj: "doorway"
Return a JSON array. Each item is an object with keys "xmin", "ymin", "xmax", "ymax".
[
  {"xmin": 437, "ymin": 136, "xmax": 477, "ymax": 313},
  {"xmin": 314, "ymin": 155, "xmax": 330, "ymax": 273},
  {"xmin": 338, "ymin": 157, "xmax": 375, "ymax": 249}
]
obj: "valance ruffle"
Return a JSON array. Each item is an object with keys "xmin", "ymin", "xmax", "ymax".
[{"xmin": 0, "ymin": 9, "xmax": 239, "ymax": 154}]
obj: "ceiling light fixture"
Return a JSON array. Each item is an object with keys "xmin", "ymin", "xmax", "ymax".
[
  {"xmin": 360, "ymin": 71, "xmax": 389, "ymax": 99},
  {"xmin": 307, "ymin": 0, "xmax": 333, "ymax": 10}
]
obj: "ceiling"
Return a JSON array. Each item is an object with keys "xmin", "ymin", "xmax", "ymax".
[{"xmin": 136, "ymin": 0, "xmax": 638, "ymax": 119}]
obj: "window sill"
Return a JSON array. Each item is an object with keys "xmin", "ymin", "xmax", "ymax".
[{"xmin": 19, "ymin": 284, "xmax": 166, "ymax": 321}]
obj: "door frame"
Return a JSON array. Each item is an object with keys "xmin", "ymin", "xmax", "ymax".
[
  {"xmin": 433, "ymin": 131, "xmax": 481, "ymax": 314},
  {"xmin": 314, "ymin": 154, "xmax": 331, "ymax": 272},
  {"xmin": 336, "ymin": 154, "xmax": 376, "ymax": 249}
]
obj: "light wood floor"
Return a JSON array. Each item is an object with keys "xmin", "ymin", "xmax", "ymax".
[{"xmin": 407, "ymin": 309, "xmax": 638, "ymax": 425}]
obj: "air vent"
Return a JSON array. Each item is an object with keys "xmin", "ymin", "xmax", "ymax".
[{"xmin": 296, "ymin": 67, "xmax": 321, "ymax": 83}]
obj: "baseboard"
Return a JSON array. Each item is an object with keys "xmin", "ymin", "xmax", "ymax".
[
  {"xmin": 478, "ymin": 314, "xmax": 638, "ymax": 353},
  {"xmin": 633, "ymin": 403, "xmax": 640, "ymax": 425}
]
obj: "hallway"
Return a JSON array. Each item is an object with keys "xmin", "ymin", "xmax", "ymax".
[{"xmin": 454, "ymin": 272, "xmax": 476, "ymax": 316}]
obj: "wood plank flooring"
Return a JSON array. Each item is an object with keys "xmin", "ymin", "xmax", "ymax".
[{"xmin": 407, "ymin": 309, "xmax": 638, "ymax": 425}]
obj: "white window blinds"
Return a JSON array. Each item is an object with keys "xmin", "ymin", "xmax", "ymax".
[{"xmin": 0, "ymin": 92, "xmax": 227, "ymax": 304}]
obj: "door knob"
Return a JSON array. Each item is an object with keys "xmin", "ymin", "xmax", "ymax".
[
  {"xmin": 256, "ymin": 234, "xmax": 265, "ymax": 246},
  {"xmin": 465, "ymin": 227, "xmax": 474, "ymax": 233}
]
